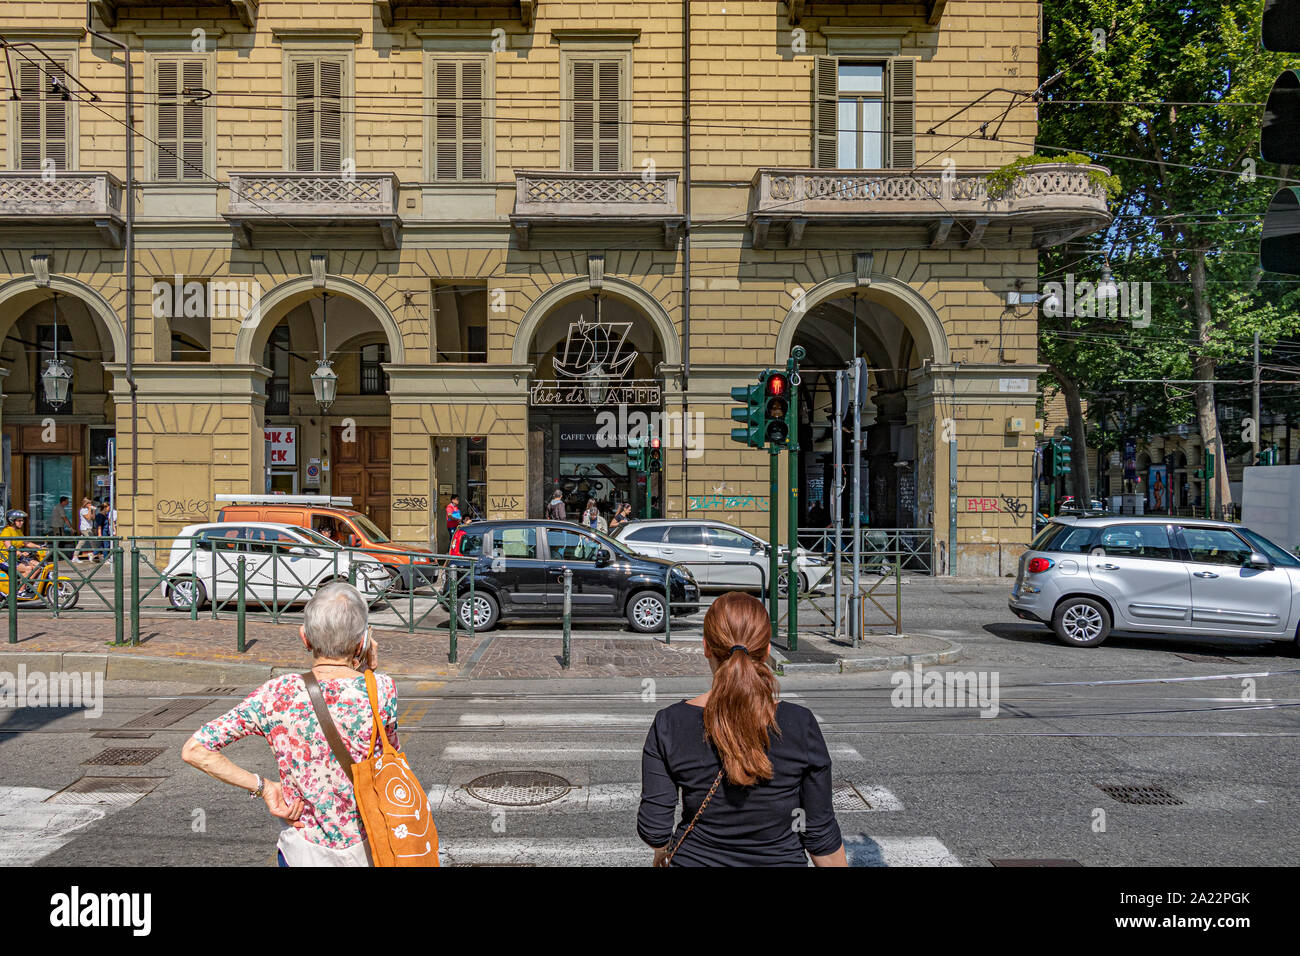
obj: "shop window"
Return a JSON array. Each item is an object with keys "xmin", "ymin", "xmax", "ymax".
[{"xmin": 264, "ymin": 325, "xmax": 290, "ymax": 415}]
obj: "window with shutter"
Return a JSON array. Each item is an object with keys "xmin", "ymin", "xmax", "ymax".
[
  {"xmin": 291, "ymin": 57, "xmax": 346, "ymax": 173},
  {"xmin": 570, "ymin": 57, "xmax": 622, "ymax": 172},
  {"xmin": 432, "ymin": 57, "xmax": 486, "ymax": 182},
  {"xmin": 17, "ymin": 58, "xmax": 69, "ymax": 172},
  {"xmin": 812, "ymin": 55, "xmax": 916, "ymax": 170},
  {"xmin": 155, "ymin": 57, "xmax": 208, "ymax": 180}
]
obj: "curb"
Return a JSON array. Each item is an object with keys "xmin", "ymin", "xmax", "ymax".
[
  {"xmin": 774, "ymin": 639, "xmax": 963, "ymax": 676},
  {"xmin": 0, "ymin": 649, "xmax": 459, "ymax": 684}
]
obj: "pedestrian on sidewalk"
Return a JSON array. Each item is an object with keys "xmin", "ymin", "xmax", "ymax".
[
  {"xmin": 546, "ymin": 488, "xmax": 567, "ymax": 521},
  {"xmin": 637, "ymin": 591, "xmax": 847, "ymax": 867},
  {"xmin": 51, "ymin": 496, "xmax": 75, "ymax": 542},
  {"xmin": 181, "ymin": 582, "xmax": 401, "ymax": 867},
  {"xmin": 76, "ymin": 497, "xmax": 95, "ymax": 560},
  {"xmin": 445, "ymin": 494, "xmax": 462, "ymax": 536},
  {"xmin": 94, "ymin": 501, "xmax": 111, "ymax": 560}
]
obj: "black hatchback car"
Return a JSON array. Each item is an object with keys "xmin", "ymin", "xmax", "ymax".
[{"xmin": 445, "ymin": 519, "xmax": 700, "ymax": 632}]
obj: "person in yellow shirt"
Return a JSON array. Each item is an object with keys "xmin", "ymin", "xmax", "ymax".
[{"xmin": 1, "ymin": 510, "xmax": 40, "ymax": 596}]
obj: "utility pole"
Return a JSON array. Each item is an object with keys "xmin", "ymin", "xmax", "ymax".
[
  {"xmin": 832, "ymin": 369, "xmax": 843, "ymax": 643},
  {"xmin": 1253, "ymin": 331, "xmax": 1262, "ymax": 463}
]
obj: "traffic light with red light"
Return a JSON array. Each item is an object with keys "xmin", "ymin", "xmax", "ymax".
[
  {"xmin": 648, "ymin": 437, "xmax": 663, "ymax": 472},
  {"xmin": 764, "ymin": 372, "xmax": 792, "ymax": 447}
]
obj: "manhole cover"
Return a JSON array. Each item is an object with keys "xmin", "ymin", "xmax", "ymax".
[
  {"xmin": 832, "ymin": 782, "xmax": 874, "ymax": 811},
  {"xmin": 83, "ymin": 747, "xmax": 165, "ymax": 767},
  {"xmin": 124, "ymin": 698, "xmax": 211, "ymax": 729},
  {"xmin": 465, "ymin": 771, "xmax": 573, "ymax": 806},
  {"xmin": 45, "ymin": 777, "xmax": 166, "ymax": 808},
  {"xmin": 1096, "ymin": 783, "xmax": 1184, "ymax": 806}
]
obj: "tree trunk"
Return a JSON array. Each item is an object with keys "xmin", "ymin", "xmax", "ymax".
[
  {"xmin": 1189, "ymin": 252, "xmax": 1232, "ymax": 518},
  {"xmin": 1049, "ymin": 364, "xmax": 1092, "ymax": 506}
]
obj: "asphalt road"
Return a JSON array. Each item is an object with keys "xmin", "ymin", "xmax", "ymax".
[{"xmin": 3, "ymin": 579, "xmax": 1297, "ymax": 867}]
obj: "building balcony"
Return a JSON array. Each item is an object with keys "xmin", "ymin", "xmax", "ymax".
[
  {"xmin": 376, "ymin": 0, "xmax": 534, "ymax": 27},
  {"xmin": 92, "ymin": 0, "xmax": 257, "ymax": 27},
  {"xmin": 787, "ymin": 0, "xmax": 946, "ymax": 24},
  {"xmin": 510, "ymin": 170, "xmax": 684, "ymax": 251},
  {"xmin": 0, "ymin": 171, "xmax": 125, "ymax": 248},
  {"xmin": 224, "ymin": 171, "xmax": 401, "ymax": 249},
  {"xmin": 747, "ymin": 164, "xmax": 1112, "ymax": 250}
]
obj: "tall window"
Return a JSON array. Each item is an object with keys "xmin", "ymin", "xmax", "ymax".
[
  {"xmin": 154, "ymin": 57, "xmax": 207, "ymax": 180},
  {"xmin": 290, "ymin": 57, "xmax": 345, "ymax": 172},
  {"xmin": 264, "ymin": 325, "xmax": 290, "ymax": 415},
  {"xmin": 360, "ymin": 343, "xmax": 389, "ymax": 394},
  {"xmin": 569, "ymin": 58, "xmax": 623, "ymax": 172},
  {"xmin": 814, "ymin": 57, "xmax": 915, "ymax": 170},
  {"xmin": 17, "ymin": 57, "xmax": 70, "ymax": 171},
  {"xmin": 431, "ymin": 57, "xmax": 487, "ymax": 181}
]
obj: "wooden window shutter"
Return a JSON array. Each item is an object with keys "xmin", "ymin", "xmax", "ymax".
[
  {"xmin": 156, "ymin": 60, "xmax": 180, "ymax": 179},
  {"xmin": 433, "ymin": 58, "xmax": 485, "ymax": 181},
  {"xmin": 18, "ymin": 58, "xmax": 68, "ymax": 171},
  {"xmin": 434, "ymin": 60, "xmax": 459, "ymax": 179},
  {"xmin": 459, "ymin": 59, "xmax": 485, "ymax": 180},
  {"xmin": 317, "ymin": 59, "xmax": 343, "ymax": 173},
  {"xmin": 293, "ymin": 59, "xmax": 317, "ymax": 171},
  {"xmin": 596, "ymin": 59, "xmax": 621, "ymax": 172},
  {"xmin": 813, "ymin": 56, "xmax": 838, "ymax": 169},
  {"xmin": 888, "ymin": 57, "xmax": 916, "ymax": 170},
  {"xmin": 180, "ymin": 59, "xmax": 206, "ymax": 179},
  {"xmin": 571, "ymin": 59, "xmax": 595, "ymax": 172}
]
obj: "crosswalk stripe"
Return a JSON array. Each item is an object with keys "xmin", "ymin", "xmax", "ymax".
[
  {"xmin": 439, "ymin": 742, "xmax": 861, "ymax": 762},
  {"xmin": 437, "ymin": 835, "xmax": 961, "ymax": 867},
  {"xmin": 430, "ymin": 781, "xmax": 902, "ymax": 813},
  {"xmin": 0, "ymin": 786, "xmax": 106, "ymax": 867},
  {"xmin": 457, "ymin": 713, "xmax": 653, "ymax": 727}
]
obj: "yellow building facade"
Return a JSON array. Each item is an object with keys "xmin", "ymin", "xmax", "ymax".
[{"xmin": 0, "ymin": 0, "xmax": 1110, "ymax": 574}]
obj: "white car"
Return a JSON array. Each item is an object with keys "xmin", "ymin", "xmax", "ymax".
[
  {"xmin": 612, "ymin": 519, "xmax": 832, "ymax": 595},
  {"xmin": 162, "ymin": 522, "xmax": 391, "ymax": 610}
]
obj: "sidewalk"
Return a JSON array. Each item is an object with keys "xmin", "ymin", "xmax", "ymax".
[{"xmin": 0, "ymin": 612, "xmax": 960, "ymax": 682}]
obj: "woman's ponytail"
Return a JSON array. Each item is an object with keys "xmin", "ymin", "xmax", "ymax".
[{"xmin": 701, "ymin": 592, "xmax": 780, "ymax": 786}]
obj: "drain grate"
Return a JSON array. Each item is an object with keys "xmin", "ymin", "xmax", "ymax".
[
  {"xmin": 465, "ymin": 771, "xmax": 573, "ymax": 807},
  {"xmin": 83, "ymin": 747, "xmax": 165, "ymax": 767},
  {"xmin": 1174, "ymin": 654, "xmax": 1239, "ymax": 665},
  {"xmin": 1096, "ymin": 783, "xmax": 1184, "ymax": 806},
  {"xmin": 832, "ymin": 782, "xmax": 875, "ymax": 811},
  {"xmin": 44, "ymin": 776, "xmax": 166, "ymax": 808},
  {"xmin": 199, "ymin": 687, "xmax": 239, "ymax": 696},
  {"xmin": 123, "ymin": 697, "xmax": 211, "ymax": 729},
  {"xmin": 92, "ymin": 731, "xmax": 154, "ymax": 740}
]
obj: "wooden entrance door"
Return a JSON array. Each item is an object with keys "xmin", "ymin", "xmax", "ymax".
[{"xmin": 331, "ymin": 426, "xmax": 391, "ymax": 534}]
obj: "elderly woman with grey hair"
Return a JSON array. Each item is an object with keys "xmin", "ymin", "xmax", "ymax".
[{"xmin": 182, "ymin": 583, "xmax": 400, "ymax": 866}]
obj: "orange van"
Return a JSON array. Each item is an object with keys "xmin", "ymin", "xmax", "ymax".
[{"xmin": 214, "ymin": 495, "xmax": 438, "ymax": 589}]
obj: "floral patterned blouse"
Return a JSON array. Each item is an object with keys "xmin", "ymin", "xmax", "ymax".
[{"xmin": 192, "ymin": 672, "xmax": 399, "ymax": 849}]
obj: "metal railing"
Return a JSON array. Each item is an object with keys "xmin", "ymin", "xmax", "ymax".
[
  {"xmin": 5, "ymin": 534, "xmax": 474, "ymax": 663},
  {"xmin": 796, "ymin": 527, "xmax": 935, "ymax": 575}
]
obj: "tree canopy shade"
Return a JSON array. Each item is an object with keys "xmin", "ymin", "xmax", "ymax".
[{"xmin": 1037, "ymin": 0, "xmax": 1300, "ymax": 514}]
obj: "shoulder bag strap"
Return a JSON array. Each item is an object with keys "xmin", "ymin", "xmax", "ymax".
[
  {"xmin": 362, "ymin": 669, "xmax": 395, "ymax": 758},
  {"xmin": 302, "ymin": 671, "xmax": 355, "ymax": 775},
  {"xmin": 661, "ymin": 769, "xmax": 724, "ymax": 868}
]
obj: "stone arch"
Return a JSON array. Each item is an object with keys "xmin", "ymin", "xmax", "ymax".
[
  {"xmin": 774, "ymin": 272, "xmax": 951, "ymax": 366},
  {"xmin": 233, "ymin": 273, "xmax": 405, "ymax": 366},
  {"xmin": 512, "ymin": 275, "xmax": 681, "ymax": 367},
  {"xmin": 0, "ymin": 274, "xmax": 129, "ymax": 366}
]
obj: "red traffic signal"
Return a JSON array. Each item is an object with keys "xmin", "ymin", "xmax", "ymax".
[
  {"xmin": 766, "ymin": 373, "xmax": 789, "ymax": 398},
  {"xmin": 650, "ymin": 437, "xmax": 661, "ymax": 449}
]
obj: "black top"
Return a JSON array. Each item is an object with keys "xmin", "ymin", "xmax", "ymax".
[{"xmin": 638, "ymin": 699, "xmax": 843, "ymax": 866}]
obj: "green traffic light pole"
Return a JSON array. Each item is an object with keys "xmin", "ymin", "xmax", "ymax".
[
  {"xmin": 786, "ymin": 347, "xmax": 804, "ymax": 652},
  {"xmin": 769, "ymin": 448, "xmax": 780, "ymax": 645}
]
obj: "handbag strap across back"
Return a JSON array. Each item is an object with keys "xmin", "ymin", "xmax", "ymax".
[{"xmin": 663, "ymin": 769, "xmax": 724, "ymax": 867}]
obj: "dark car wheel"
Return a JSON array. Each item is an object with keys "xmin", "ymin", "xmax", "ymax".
[
  {"xmin": 627, "ymin": 590, "xmax": 667, "ymax": 633},
  {"xmin": 458, "ymin": 591, "xmax": 499, "ymax": 631},
  {"xmin": 776, "ymin": 570, "xmax": 809, "ymax": 597},
  {"xmin": 1052, "ymin": 597, "xmax": 1111, "ymax": 647}
]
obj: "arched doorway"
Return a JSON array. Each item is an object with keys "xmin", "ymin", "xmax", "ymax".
[
  {"xmin": 522, "ymin": 285, "xmax": 670, "ymax": 522},
  {"xmin": 0, "ymin": 278, "xmax": 125, "ymax": 534},
  {"xmin": 244, "ymin": 279, "xmax": 400, "ymax": 534},
  {"xmin": 782, "ymin": 280, "xmax": 941, "ymax": 533}
]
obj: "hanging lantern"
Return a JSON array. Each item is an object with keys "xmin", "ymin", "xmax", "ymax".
[
  {"xmin": 42, "ymin": 290, "xmax": 72, "ymax": 409},
  {"xmin": 41, "ymin": 357, "xmax": 73, "ymax": 408},
  {"xmin": 311, "ymin": 359, "xmax": 338, "ymax": 411}
]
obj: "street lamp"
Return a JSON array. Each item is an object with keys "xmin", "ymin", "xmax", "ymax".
[
  {"xmin": 41, "ymin": 290, "xmax": 72, "ymax": 409},
  {"xmin": 310, "ymin": 289, "xmax": 337, "ymax": 412},
  {"xmin": 1097, "ymin": 262, "xmax": 1119, "ymax": 303}
]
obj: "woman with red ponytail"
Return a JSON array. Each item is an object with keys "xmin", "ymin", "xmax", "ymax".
[{"xmin": 637, "ymin": 591, "xmax": 847, "ymax": 866}]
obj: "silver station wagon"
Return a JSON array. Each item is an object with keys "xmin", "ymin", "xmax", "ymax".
[{"xmin": 1009, "ymin": 516, "xmax": 1300, "ymax": 648}]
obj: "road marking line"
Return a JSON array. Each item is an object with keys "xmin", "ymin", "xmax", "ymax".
[
  {"xmin": 844, "ymin": 835, "xmax": 962, "ymax": 867},
  {"xmin": 429, "ymin": 782, "xmax": 899, "ymax": 813},
  {"xmin": 440, "ymin": 744, "xmax": 640, "ymax": 760},
  {"xmin": 457, "ymin": 713, "xmax": 653, "ymax": 727},
  {"xmin": 0, "ymin": 786, "xmax": 106, "ymax": 867}
]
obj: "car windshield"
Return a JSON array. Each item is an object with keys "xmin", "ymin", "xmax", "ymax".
[
  {"xmin": 349, "ymin": 513, "xmax": 390, "ymax": 543},
  {"xmin": 1237, "ymin": 527, "xmax": 1300, "ymax": 567},
  {"xmin": 590, "ymin": 528, "xmax": 634, "ymax": 555}
]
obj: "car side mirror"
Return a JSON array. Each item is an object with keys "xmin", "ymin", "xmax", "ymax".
[
  {"xmin": 595, "ymin": 549, "xmax": 612, "ymax": 567},
  {"xmin": 289, "ymin": 546, "xmax": 320, "ymax": 559},
  {"xmin": 1247, "ymin": 551, "xmax": 1273, "ymax": 570}
]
